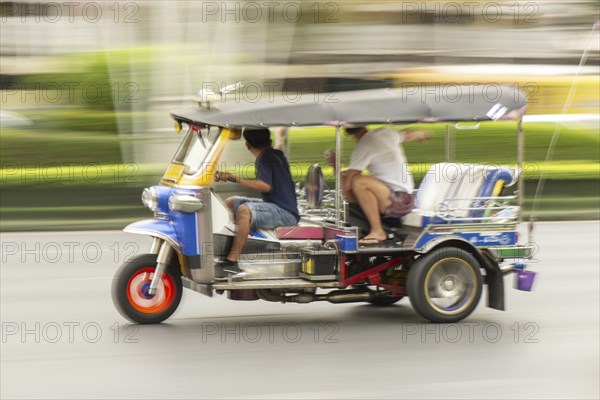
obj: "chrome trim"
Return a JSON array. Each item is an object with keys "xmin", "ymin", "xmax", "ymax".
[
  {"xmin": 500, "ymin": 264, "xmax": 515, "ymax": 276},
  {"xmin": 154, "ymin": 212, "xmax": 170, "ymax": 220},
  {"xmin": 149, "ymin": 238, "xmax": 162, "ymax": 254},
  {"xmin": 335, "ymin": 125, "xmax": 343, "ymax": 227},
  {"xmin": 517, "ymin": 119, "xmax": 526, "ymax": 233},
  {"xmin": 213, "ymin": 278, "xmax": 339, "ymax": 290},
  {"xmin": 189, "ymin": 186, "xmax": 214, "ymax": 283},
  {"xmin": 148, "ymin": 242, "xmax": 173, "ymax": 295},
  {"xmin": 169, "ymin": 194, "xmax": 204, "ymax": 213},
  {"xmin": 235, "ymin": 259, "xmax": 302, "ymax": 279}
]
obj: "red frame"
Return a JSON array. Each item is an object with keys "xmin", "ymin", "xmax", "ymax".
[{"xmin": 340, "ymin": 254, "xmax": 411, "ymax": 291}]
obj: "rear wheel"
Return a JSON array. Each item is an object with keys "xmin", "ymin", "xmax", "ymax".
[
  {"xmin": 407, "ymin": 247, "xmax": 482, "ymax": 323},
  {"xmin": 112, "ymin": 254, "xmax": 182, "ymax": 324}
]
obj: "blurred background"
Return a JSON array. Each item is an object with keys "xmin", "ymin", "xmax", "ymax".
[{"xmin": 1, "ymin": 0, "xmax": 598, "ymax": 231}]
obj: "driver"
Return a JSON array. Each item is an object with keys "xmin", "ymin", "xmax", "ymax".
[
  {"xmin": 342, "ymin": 126, "xmax": 429, "ymax": 245},
  {"xmin": 215, "ymin": 128, "xmax": 299, "ymax": 278}
]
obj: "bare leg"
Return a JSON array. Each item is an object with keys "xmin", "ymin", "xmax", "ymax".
[
  {"xmin": 224, "ymin": 197, "xmax": 236, "ymax": 222},
  {"xmin": 352, "ymin": 175, "xmax": 393, "ymax": 242},
  {"xmin": 342, "ymin": 173, "xmax": 358, "ymax": 203},
  {"xmin": 227, "ymin": 204, "xmax": 251, "ymax": 262}
]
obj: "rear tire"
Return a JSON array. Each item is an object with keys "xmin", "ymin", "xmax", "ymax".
[
  {"xmin": 408, "ymin": 247, "xmax": 482, "ymax": 323},
  {"xmin": 112, "ymin": 253, "xmax": 182, "ymax": 324}
]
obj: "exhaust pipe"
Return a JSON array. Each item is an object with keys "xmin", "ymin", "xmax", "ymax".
[
  {"xmin": 256, "ymin": 289, "xmax": 377, "ymax": 304},
  {"xmin": 321, "ymin": 290, "xmax": 374, "ymax": 304}
]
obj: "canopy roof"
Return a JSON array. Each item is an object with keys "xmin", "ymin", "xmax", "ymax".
[{"xmin": 170, "ymin": 86, "xmax": 526, "ymax": 129}]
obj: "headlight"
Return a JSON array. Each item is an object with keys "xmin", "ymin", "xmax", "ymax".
[{"xmin": 141, "ymin": 187, "xmax": 158, "ymax": 211}]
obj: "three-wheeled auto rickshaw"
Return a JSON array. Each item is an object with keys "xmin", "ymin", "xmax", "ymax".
[{"xmin": 112, "ymin": 85, "xmax": 536, "ymax": 324}]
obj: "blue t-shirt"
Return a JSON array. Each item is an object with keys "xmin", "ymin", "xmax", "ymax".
[{"xmin": 256, "ymin": 148, "xmax": 299, "ymax": 221}]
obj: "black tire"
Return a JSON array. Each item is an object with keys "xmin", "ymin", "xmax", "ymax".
[
  {"xmin": 407, "ymin": 247, "xmax": 482, "ymax": 323},
  {"xmin": 112, "ymin": 253, "xmax": 183, "ymax": 324},
  {"xmin": 368, "ymin": 296, "xmax": 404, "ymax": 306}
]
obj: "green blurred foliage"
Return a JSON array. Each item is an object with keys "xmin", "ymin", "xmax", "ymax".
[
  {"xmin": 2, "ymin": 48, "xmax": 159, "ymax": 165},
  {"xmin": 20, "ymin": 55, "xmax": 114, "ymax": 109},
  {"xmin": 287, "ymin": 122, "xmax": 600, "ymax": 165},
  {"xmin": 18, "ymin": 48, "xmax": 154, "ymax": 111},
  {"xmin": 2, "ymin": 120, "xmax": 598, "ymax": 175},
  {"xmin": 1, "ymin": 128, "xmax": 123, "ymax": 165}
]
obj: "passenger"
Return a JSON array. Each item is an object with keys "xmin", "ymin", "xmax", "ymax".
[
  {"xmin": 273, "ymin": 126, "xmax": 289, "ymax": 158},
  {"xmin": 215, "ymin": 128, "xmax": 299, "ymax": 278},
  {"xmin": 342, "ymin": 126, "xmax": 429, "ymax": 245}
]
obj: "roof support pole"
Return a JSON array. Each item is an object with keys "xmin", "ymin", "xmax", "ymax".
[
  {"xmin": 445, "ymin": 124, "xmax": 452, "ymax": 162},
  {"xmin": 517, "ymin": 118, "xmax": 529, "ymax": 243},
  {"xmin": 335, "ymin": 125, "xmax": 343, "ymax": 227}
]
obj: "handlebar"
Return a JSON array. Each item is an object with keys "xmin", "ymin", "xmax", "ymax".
[{"xmin": 215, "ymin": 171, "xmax": 237, "ymax": 183}]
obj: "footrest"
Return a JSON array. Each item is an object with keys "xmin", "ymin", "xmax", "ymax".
[{"xmin": 213, "ymin": 278, "xmax": 339, "ymax": 290}]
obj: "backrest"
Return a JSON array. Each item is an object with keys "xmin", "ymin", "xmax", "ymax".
[
  {"xmin": 439, "ymin": 165, "xmax": 516, "ymax": 219},
  {"xmin": 472, "ymin": 166, "xmax": 517, "ymax": 218},
  {"xmin": 416, "ymin": 163, "xmax": 461, "ymax": 211},
  {"xmin": 415, "ymin": 163, "xmax": 517, "ymax": 221},
  {"xmin": 448, "ymin": 165, "xmax": 487, "ymax": 218}
]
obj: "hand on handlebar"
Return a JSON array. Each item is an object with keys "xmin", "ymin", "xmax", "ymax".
[{"xmin": 215, "ymin": 171, "xmax": 237, "ymax": 183}]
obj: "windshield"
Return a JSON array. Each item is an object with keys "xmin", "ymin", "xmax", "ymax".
[{"xmin": 172, "ymin": 125, "xmax": 221, "ymax": 175}]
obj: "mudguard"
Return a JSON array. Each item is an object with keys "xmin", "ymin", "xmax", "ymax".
[
  {"xmin": 123, "ymin": 219, "xmax": 181, "ymax": 251},
  {"xmin": 415, "ymin": 234, "xmax": 505, "ymax": 311}
]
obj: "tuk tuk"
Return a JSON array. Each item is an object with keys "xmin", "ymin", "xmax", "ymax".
[{"xmin": 111, "ymin": 85, "xmax": 535, "ymax": 324}]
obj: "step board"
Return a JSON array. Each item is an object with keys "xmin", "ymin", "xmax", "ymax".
[
  {"xmin": 220, "ymin": 258, "xmax": 303, "ymax": 279},
  {"xmin": 357, "ymin": 242, "xmax": 414, "ymax": 253},
  {"xmin": 213, "ymin": 278, "xmax": 340, "ymax": 290}
]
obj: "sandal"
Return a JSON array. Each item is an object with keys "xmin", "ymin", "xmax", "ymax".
[{"xmin": 359, "ymin": 236, "xmax": 387, "ymax": 246}]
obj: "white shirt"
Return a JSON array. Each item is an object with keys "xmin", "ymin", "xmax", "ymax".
[{"xmin": 348, "ymin": 127, "xmax": 414, "ymax": 193}]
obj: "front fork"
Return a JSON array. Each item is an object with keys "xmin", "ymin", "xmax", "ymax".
[{"xmin": 148, "ymin": 237, "xmax": 173, "ymax": 296}]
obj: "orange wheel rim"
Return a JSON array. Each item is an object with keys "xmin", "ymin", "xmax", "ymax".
[{"xmin": 126, "ymin": 268, "xmax": 176, "ymax": 314}]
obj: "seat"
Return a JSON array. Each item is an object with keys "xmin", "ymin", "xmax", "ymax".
[
  {"xmin": 275, "ymin": 164, "xmax": 327, "ymax": 240},
  {"xmin": 402, "ymin": 162, "xmax": 461, "ymax": 227},
  {"xmin": 275, "ymin": 225, "xmax": 324, "ymax": 240},
  {"xmin": 402, "ymin": 163, "xmax": 517, "ymax": 227}
]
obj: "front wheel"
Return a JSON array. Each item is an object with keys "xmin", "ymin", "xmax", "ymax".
[
  {"xmin": 407, "ymin": 247, "xmax": 482, "ymax": 323},
  {"xmin": 112, "ymin": 253, "xmax": 182, "ymax": 324}
]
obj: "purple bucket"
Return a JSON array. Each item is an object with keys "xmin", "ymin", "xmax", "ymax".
[{"xmin": 515, "ymin": 270, "xmax": 536, "ymax": 291}]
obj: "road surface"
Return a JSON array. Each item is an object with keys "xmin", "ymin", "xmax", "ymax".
[{"xmin": 1, "ymin": 222, "xmax": 598, "ymax": 399}]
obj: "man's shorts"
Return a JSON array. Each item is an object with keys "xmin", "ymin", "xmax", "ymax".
[
  {"xmin": 231, "ymin": 196, "xmax": 298, "ymax": 229},
  {"xmin": 382, "ymin": 190, "xmax": 415, "ymax": 219}
]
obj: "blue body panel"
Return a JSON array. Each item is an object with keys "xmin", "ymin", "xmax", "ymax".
[
  {"xmin": 169, "ymin": 189, "xmax": 201, "ymax": 256},
  {"xmin": 125, "ymin": 186, "xmax": 205, "ymax": 259},
  {"xmin": 416, "ymin": 230, "xmax": 518, "ymax": 250},
  {"xmin": 154, "ymin": 185, "xmax": 173, "ymax": 214}
]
